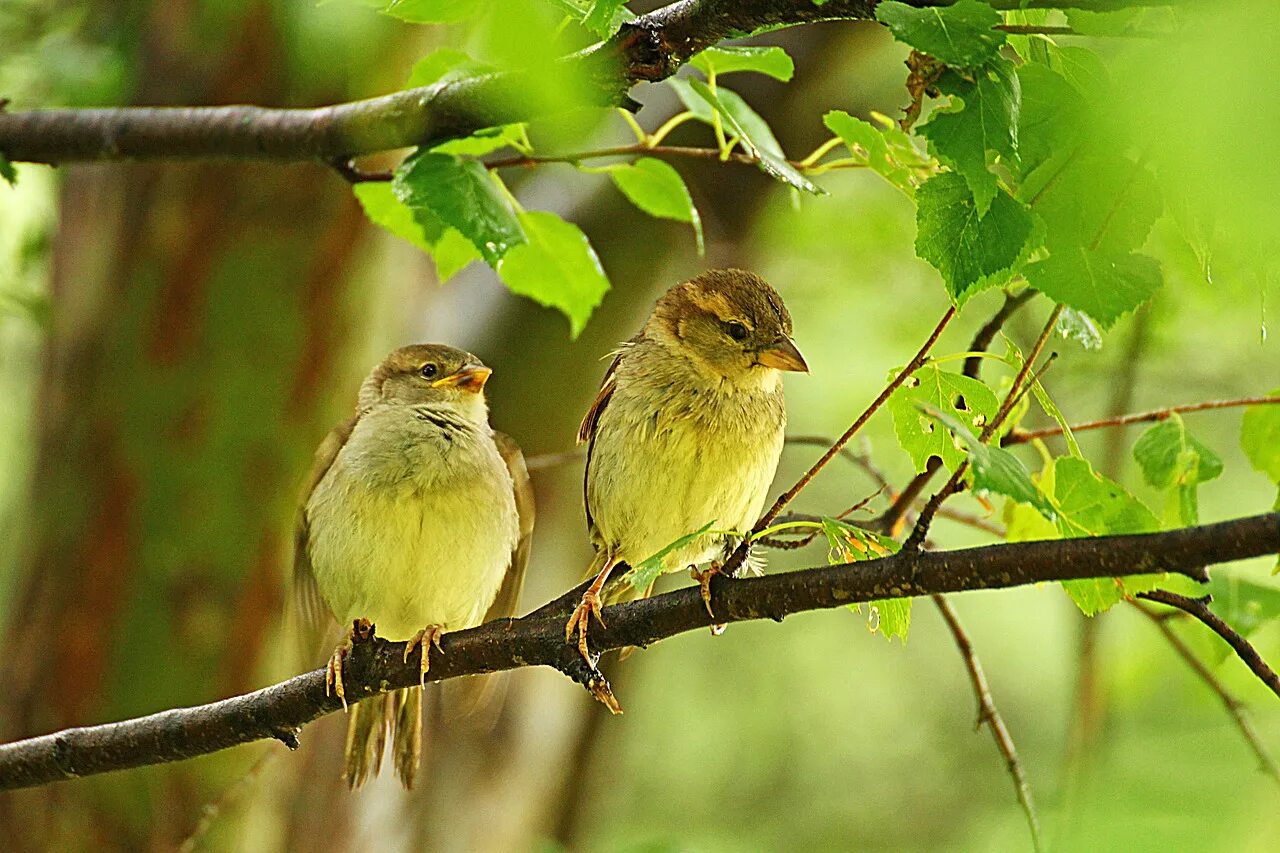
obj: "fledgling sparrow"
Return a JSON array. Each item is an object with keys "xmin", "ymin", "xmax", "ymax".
[
  {"xmin": 293, "ymin": 344, "xmax": 533, "ymax": 788},
  {"xmin": 568, "ymin": 269, "xmax": 807, "ymax": 660}
]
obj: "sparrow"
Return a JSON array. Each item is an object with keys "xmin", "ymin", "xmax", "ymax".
[
  {"xmin": 567, "ymin": 269, "xmax": 807, "ymax": 661},
  {"xmin": 292, "ymin": 344, "xmax": 534, "ymax": 788}
]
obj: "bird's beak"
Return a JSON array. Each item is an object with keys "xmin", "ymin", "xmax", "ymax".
[
  {"xmin": 756, "ymin": 337, "xmax": 809, "ymax": 373},
  {"xmin": 431, "ymin": 365, "xmax": 492, "ymax": 393}
]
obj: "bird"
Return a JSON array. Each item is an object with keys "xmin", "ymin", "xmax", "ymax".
[
  {"xmin": 292, "ymin": 344, "xmax": 533, "ymax": 788},
  {"xmin": 567, "ymin": 268, "xmax": 807, "ymax": 662}
]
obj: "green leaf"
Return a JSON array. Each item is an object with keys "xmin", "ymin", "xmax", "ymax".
[
  {"xmin": 1241, "ymin": 391, "xmax": 1280, "ymax": 484},
  {"xmin": 888, "ymin": 363, "xmax": 999, "ymax": 473},
  {"xmin": 497, "ymin": 211, "xmax": 610, "ymax": 337},
  {"xmin": 1133, "ymin": 414, "xmax": 1223, "ymax": 526},
  {"xmin": 405, "ymin": 47, "xmax": 484, "ymax": 88},
  {"xmin": 582, "ymin": 0, "xmax": 629, "ymax": 37},
  {"xmin": 921, "ymin": 406, "xmax": 1057, "ymax": 520},
  {"xmin": 430, "ymin": 125, "xmax": 527, "ymax": 157},
  {"xmin": 1015, "ymin": 64, "xmax": 1087, "ymax": 181},
  {"xmin": 624, "ymin": 520, "xmax": 718, "ymax": 591},
  {"xmin": 354, "ymin": 182, "xmax": 478, "ymax": 282},
  {"xmin": 1024, "ymin": 153, "xmax": 1162, "ymax": 257},
  {"xmin": 685, "ymin": 79, "xmax": 823, "ymax": 195},
  {"xmin": 380, "ymin": 0, "xmax": 479, "ymax": 24},
  {"xmin": 393, "ymin": 151, "xmax": 526, "ymax": 265},
  {"xmin": 875, "ymin": 0, "xmax": 1006, "ymax": 67},
  {"xmin": 608, "ymin": 158, "xmax": 704, "ymax": 254},
  {"xmin": 1207, "ymin": 573, "xmax": 1280, "ymax": 639},
  {"xmin": 1025, "ymin": 247, "xmax": 1161, "ymax": 328},
  {"xmin": 867, "ymin": 597, "xmax": 912, "ymax": 644},
  {"xmin": 1053, "ymin": 457, "xmax": 1161, "ymax": 614},
  {"xmin": 914, "ymin": 171, "xmax": 1036, "ymax": 303},
  {"xmin": 667, "ymin": 77, "xmax": 717, "ymax": 125},
  {"xmin": 1066, "ymin": 8, "xmax": 1147, "ymax": 37},
  {"xmin": 821, "ymin": 517, "xmax": 899, "ymax": 565},
  {"xmin": 823, "ymin": 110, "xmax": 925, "ymax": 195},
  {"xmin": 1004, "ymin": 338, "xmax": 1082, "ymax": 457},
  {"xmin": 431, "ymin": 227, "xmax": 481, "ymax": 282},
  {"xmin": 918, "ymin": 58, "xmax": 1020, "ymax": 215},
  {"xmin": 0, "ymin": 153, "xmax": 15, "ymax": 187},
  {"xmin": 690, "ymin": 46, "xmax": 795, "ymax": 82}
]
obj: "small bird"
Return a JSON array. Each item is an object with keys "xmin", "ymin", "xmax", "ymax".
[
  {"xmin": 293, "ymin": 344, "xmax": 533, "ymax": 788},
  {"xmin": 568, "ymin": 269, "xmax": 807, "ymax": 660}
]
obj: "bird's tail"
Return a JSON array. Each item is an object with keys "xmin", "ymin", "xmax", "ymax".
[{"xmin": 343, "ymin": 686, "xmax": 423, "ymax": 789}]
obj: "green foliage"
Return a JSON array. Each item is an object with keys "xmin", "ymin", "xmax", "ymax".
[
  {"xmin": 1133, "ymin": 415, "xmax": 1223, "ymax": 526},
  {"xmin": 624, "ymin": 520, "xmax": 717, "ymax": 591},
  {"xmin": 496, "ymin": 211, "xmax": 609, "ymax": 338},
  {"xmin": 821, "ymin": 518, "xmax": 910, "ymax": 642},
  {"xmin": 888, "ymin": 363, "xmax": 998, "ymax": 473},
  {"xmin": 690, "ymin": 46, "xmax": 794, "ymax": 82},
  {"xmin": 404, "ymin": 47, "xmax": 484, "ymax": 88},
  {"xmin": 684, "ymin": 79, "xmax": 823, "ymax": 194},
  {"xmin": 379, "ymin": 0, "xmax": 479, "ymax": 24},
  {"xmin": 874, "ymin": 0, "xmax": 1006, "ymax": 68},
  {"xmin": 353, "ymin": 182, "xmax": 479, "ymax": 282},
  {"xmin": 914, "ymin": 172, "xmax": 1034, "ymax": 303},
  {"xmin": 0, "ymin": 154, "xmax": 15, "ymax": 187},
  {"xmin": 822, "ymin": 110, "xmax": 925, "ymax": 196},
  {"xmin": 582, "ymin": 0, "xmax": 630, "ymax": 37},
  {"xmin": 918, "ymin": 59, "xmax": 1020, "ymax": 215},
  {"xmin": 1241, "ymin": 392, "xmax": 1280, "ymax": 484},
  {"xmin": 1053, "ymin": 458, "xmax": 1162, "ymax": 614},
  {"xmin": 607, "ymin": 158, "xmax": 704, "ymax": 254},
  {"xmin": 393, "ymin": 151, "xmax": 525, "ymax": 264}
]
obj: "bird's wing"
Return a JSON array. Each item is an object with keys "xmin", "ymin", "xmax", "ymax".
[
  {"xmin": 291, "ymin": 414, "xmax": 358, "ymax": 657},
  {"xmin": 483, "ymin": 430, "xmax": 535, "ymax": 623},
  {"xmin": 577, "ymin": 337, "xmax": 639, "ymax": 534}
]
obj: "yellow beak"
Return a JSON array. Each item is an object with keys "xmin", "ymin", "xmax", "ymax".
[
  {"xmin": 756, "ymin": 337, "xmax": 809, "ymax": 373},
  {"xmin": 431, "ymin": 364, "xmax": 492, "ymax": 393}
]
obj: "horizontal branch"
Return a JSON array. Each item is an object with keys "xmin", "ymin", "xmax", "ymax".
[
  {"xmin": 1005, "ymin": 395, "xmax": 1280, "ymax": 445},
  {"xmin": 0, "ymin": 0, "xmax": 1176, "ymax": 167},
  {"xmin": 0, "ymin": 511, "xmax": 1275, "ymax": 791}
]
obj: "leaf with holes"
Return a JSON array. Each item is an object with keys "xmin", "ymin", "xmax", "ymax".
[
  {"xmin": 496, "ymin": 211, "xmax": 609, "ymax": 337},
  {"xmin": 888, "ymin": 364, "xmax": 999, "ymax": 473}
]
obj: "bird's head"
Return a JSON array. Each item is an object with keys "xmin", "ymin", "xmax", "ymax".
[
  {"xmin": 359, "ymin": 343, "xmax": 492, "ymax": 423},
  {"xmin": 647, "ymin": 268, "xmax": 808, "ymax": 386}
]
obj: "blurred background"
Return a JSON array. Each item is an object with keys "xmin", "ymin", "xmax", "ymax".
[{"xmin": 1, "ymin": 1, "xmax": 1278, "ymax": 851}]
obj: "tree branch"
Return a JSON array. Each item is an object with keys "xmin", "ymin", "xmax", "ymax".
[
  {"xmin": 0, "ymin": 0, "xmax": 1176, "ymax": 167},
  {"xmin": 0, "ymin": 512, "xmax": 1274, "ymax": 791},
  {"xmin": 1005, "ymin": 395, "xmax": 1280, "ymax": 446}
]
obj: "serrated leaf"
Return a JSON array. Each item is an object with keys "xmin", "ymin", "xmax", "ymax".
[
  {"xmin": 608, "ymin": 158, "xmax": 704, "ymax": 254},
  {"xmin": 919, "ymin": 59, "xmax": 1020, "ymax": 215},
  {"xmin": 915, "ymin": 172, "xmax": 1036, "ymax": 304},
  {"xmin": 1241, "ymin": 391, "xmax": 1280, "ymax": 484},
  {"xmin": 1025, "ymin": 247, "xmax": 1161, "ymax": 328},
  {"xmin": 875, "ymin": 0, "xmax": 1006, "ymax": 67},
  {"xmin": 685, "ymin": 79, "xmax": 823, "ymax": 195},
  {"xmin": 380, "ymin": 0, "xmax": 479, "ymax": 24},
  {"xmin": 867, "ymin": 597, "xmax": 912, "ymax": 643},
  {"xmin": 690, "ymin": 45, "xmax": 794, "ymax": 81},
  {"xmin": 1015, "ymin": 63, "xmax": 1087, "ymax": 182},
  {"xmin": 1024, "ymin": 153, "xmax": 1162, "ymax": 257},
  {"xmin": 821, "ymin": 517, "xmax": 899, "ymax": 564},
  {"xmin": 393, "ymin": 151, "xmax": 525, "ymax": 265},
  {"xmin": 1053, "ymin": 457, "xmax": 1161, "ymax": 614},
  {"xmin": 354, "ymin": 182, "xmax": 479, "ymax": 282},
  {"xmin": 888, "ymin": 364, "xmax": 999, "ymax": 473},
  {"xmin": 823, "ymin": 110, "xmax": 924, "ymax": 195},
  {"xmin": 624, "ymin": 520, "xmax": 718, "ymax": 591},
  {"xmin": 430, "ymin": 125, "xmax": 527, "ymax": 157},
  {"xmin": 922, "ymin": 406, "xmax": 1057, "ymax": 520},
  {"xmin": 497, "ymin": 211, "xmax": 609, "ymax": 337}
]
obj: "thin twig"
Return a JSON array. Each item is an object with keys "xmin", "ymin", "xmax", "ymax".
[
  {"xmin": 1005, "ymin": 396, "xmax": 1280, "ymax": 446},
  {"xmin": 724, "ymin": 306, "xmax": 958, "ymax": 574},
  {"xmin": 933, "ymin": 595, "xmax": 1043, "ymax": 852},
  {"xmin": 1137, "ymin": 590, "xmax": 1280, "ymax": 701},
  {"xmin": 1130, "ymin": 600, "xmax": 1280, "ymax": 785}
]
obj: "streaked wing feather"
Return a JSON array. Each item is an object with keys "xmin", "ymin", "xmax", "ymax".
[{"xmin": 484, "ymin": 430, "xmax": 535, "ymax": 623}]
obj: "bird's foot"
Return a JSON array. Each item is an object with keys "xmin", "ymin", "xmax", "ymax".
[
  {"xmin": 326, "ymin": 618, "xmax": 375, "ymax": 710},
  {"xmin": 403, "ymin": 625, "xmax": 446, "ymax": 687},
  {"xmin": 690, "ymin": 563, "xmax": 727, "ymax": 633},
  {"xmin": 565, "ymin": 589, "xmax": 605, "ymax": 663}
]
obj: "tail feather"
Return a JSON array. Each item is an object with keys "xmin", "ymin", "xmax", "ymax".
[{"xmin": 343, "ymin": 687, "xmax": 423, "ymax": 789}]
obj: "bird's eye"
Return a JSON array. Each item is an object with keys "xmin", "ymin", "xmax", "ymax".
[
  {"xmin": 420, "ymin": 363, "xmax": 439, "ymax": 379},
  {"xmin": 726, "ymin": 321, "xmax": 749, "ymax": 341}
]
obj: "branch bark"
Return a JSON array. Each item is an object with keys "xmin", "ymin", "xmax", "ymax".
[
  {"xmin": 0, "ymin": 0, "xmax": 1175, "ymax": 167},
  {"xmin": 0, "ymin": 511, "xmax": 1274, "ymax": 791}
]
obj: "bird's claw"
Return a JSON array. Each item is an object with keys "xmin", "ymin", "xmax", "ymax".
[
  {"xmin": 326, "ymin": 618, "xmax": 374, "ymax": 711},
  {"xmin": 403, "ymin": 625, "xmax": 446, "ymax": 687},
  {"xmin": 565, "ymin": 590, "xmax": 605, "ymax": 663},
  {"xmin": 690, "ymin": 563, "xmax": 727, "ymax": 628}
]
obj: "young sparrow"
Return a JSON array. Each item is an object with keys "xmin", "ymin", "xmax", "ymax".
[
  {"xmin": 293, "ymin": 344, "xmax": 533, "ymax": 788},
  {"xmin": 568, "ymin": 269, "xmax": 807, "ymax": 660}
]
